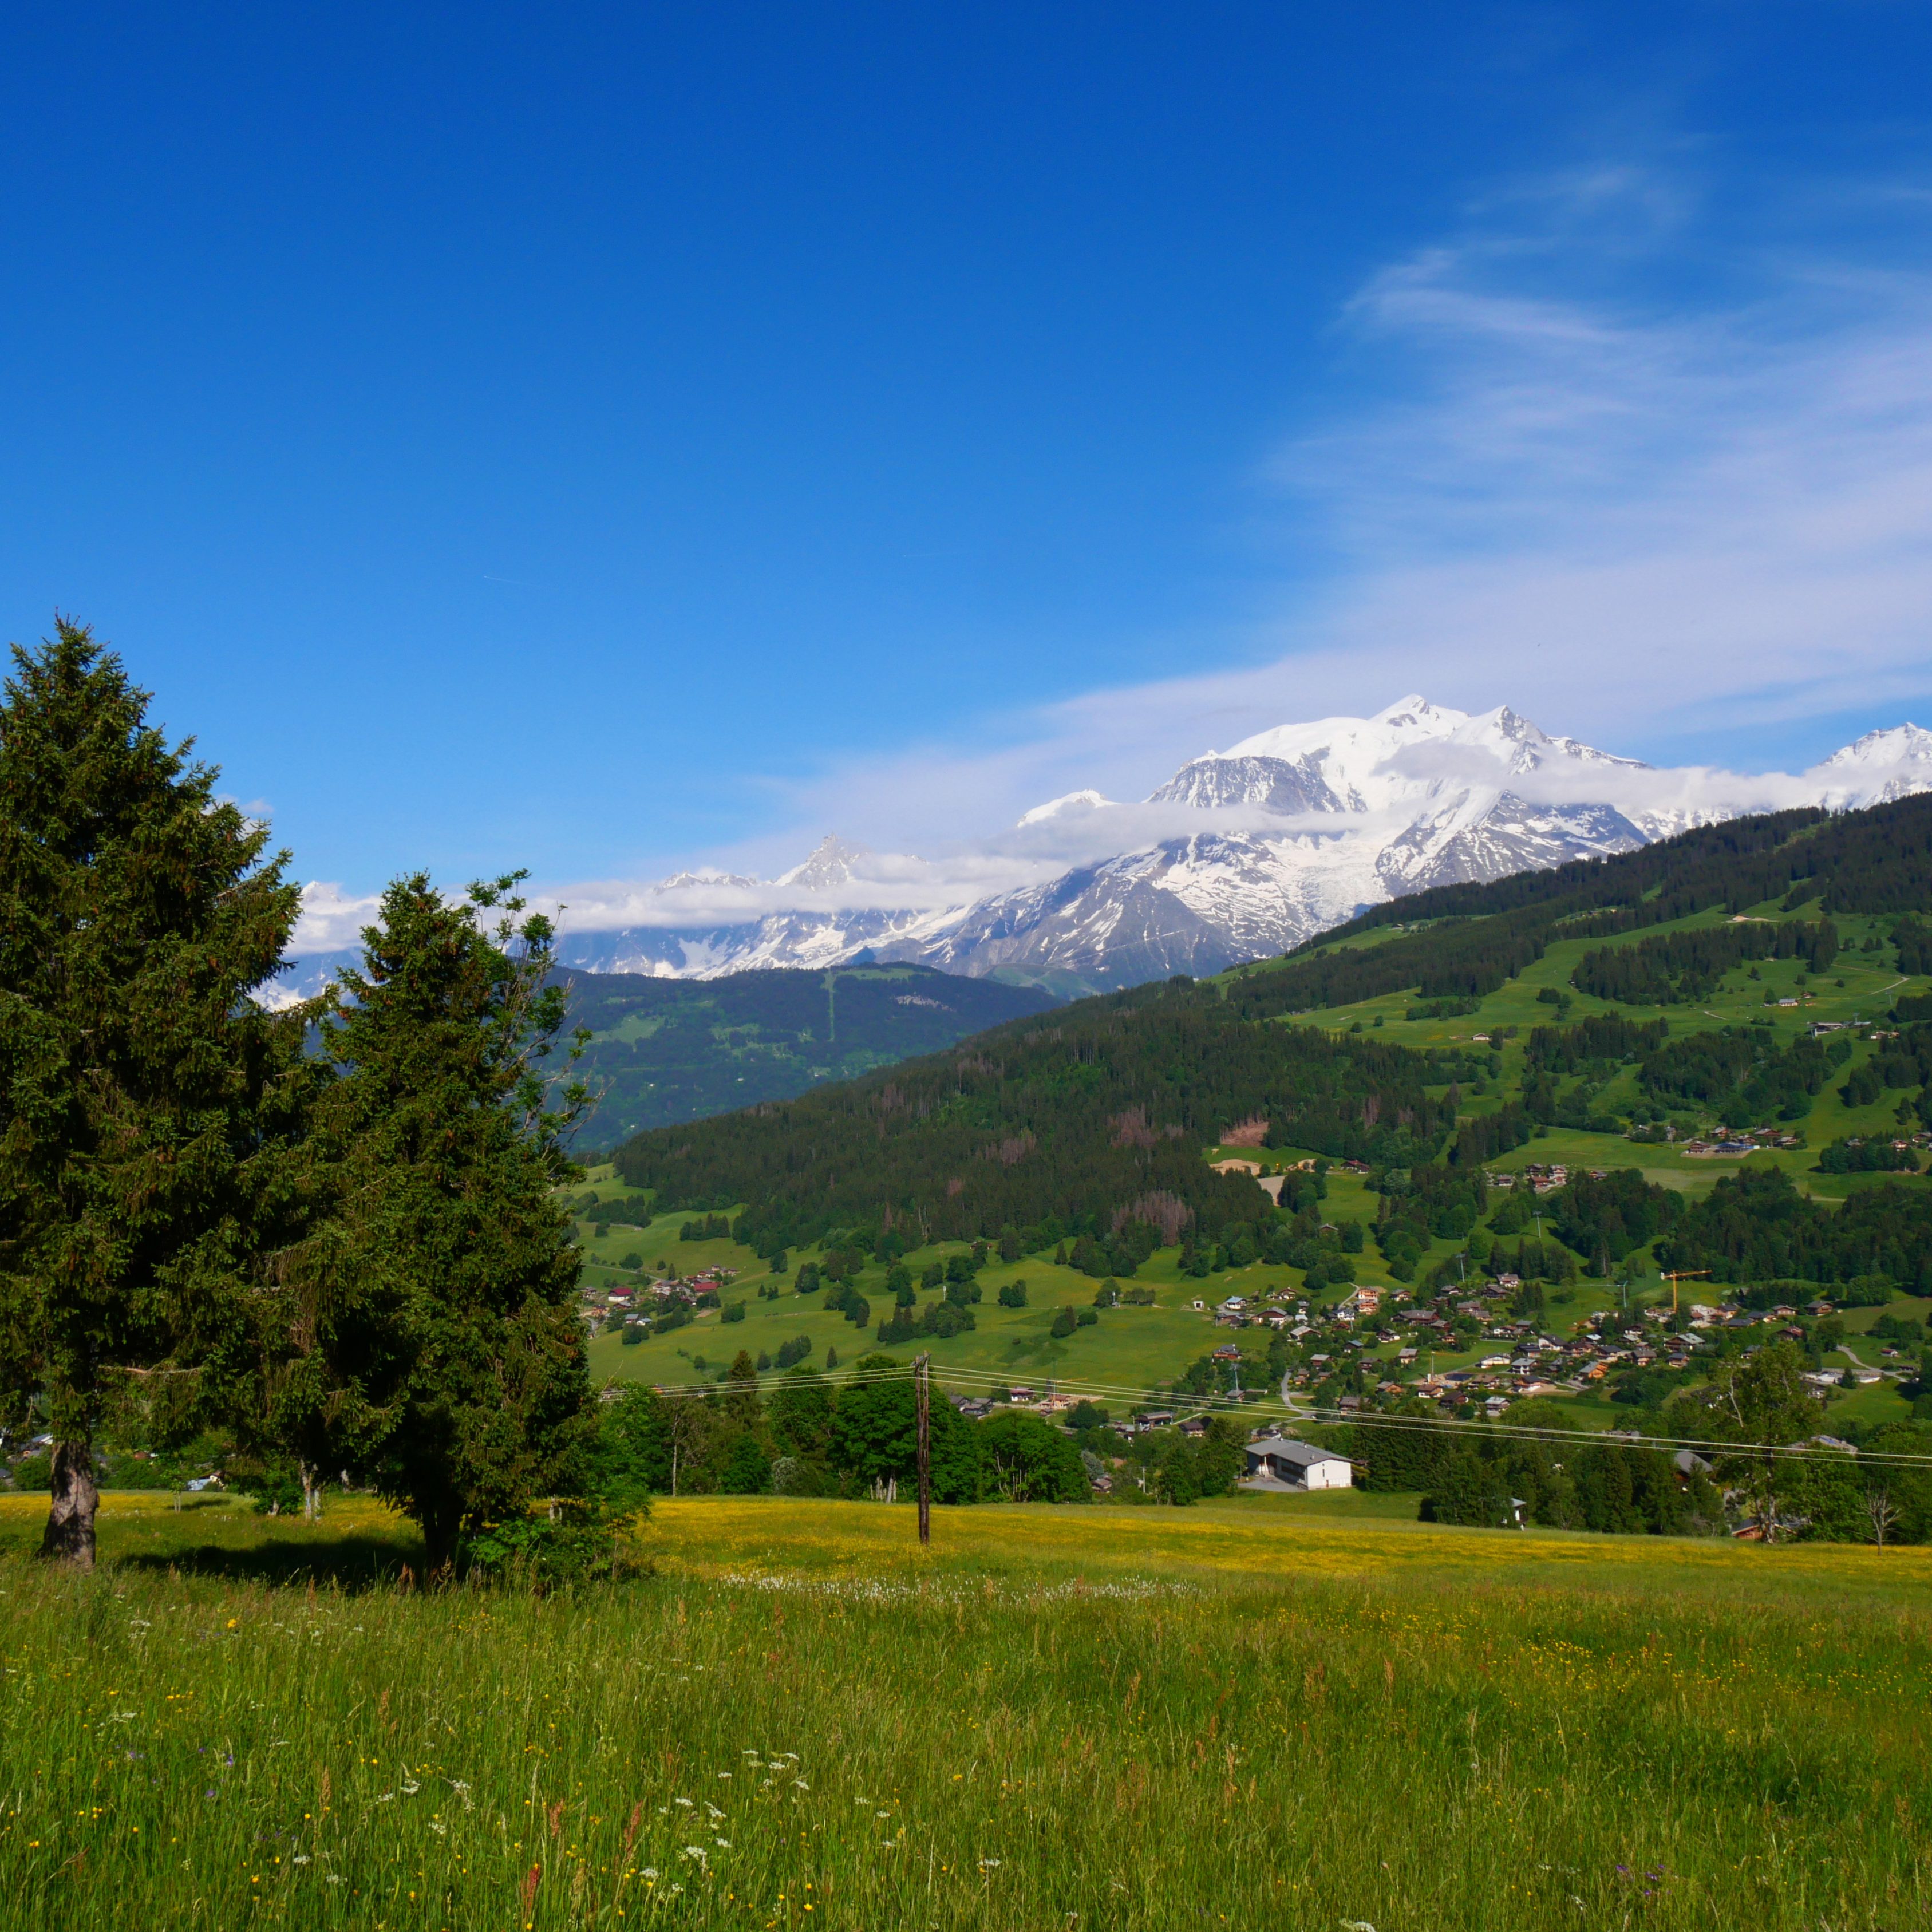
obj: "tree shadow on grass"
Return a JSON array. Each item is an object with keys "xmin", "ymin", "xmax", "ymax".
[{"xmin": 114, "ymin": 1532, "xmax": 429, "ymax": 1593}]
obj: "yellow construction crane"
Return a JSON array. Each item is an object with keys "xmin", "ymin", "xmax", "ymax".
[{"xmin": 1661, "ymin": 1269, "xmax": 1709, "ymax": 1315}]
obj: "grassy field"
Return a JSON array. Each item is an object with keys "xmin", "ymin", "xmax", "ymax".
[
  {"xmin": 0, "ymin": 1491, "xmax": 1926, "ymax": 1929},
  {"xmin": 1263, "ymin": 900, "xmax": 1925, "ymax": 1196},
  {"xmin": 567, "ymin": 1186, "xmax": 1927, "ymax": 1433},
  {"xmin": 578, "ymin": 1195, "xmax": 1243, "ymax": 1397}
]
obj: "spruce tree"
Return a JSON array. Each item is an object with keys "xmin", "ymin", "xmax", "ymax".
[
  {"xmin": 274, "ymin": 872, "xmax": 593, "ymax": 1571},
  {"xmin": 0, "ymin": 623, "xmax": 311, "ymax": 1566}
]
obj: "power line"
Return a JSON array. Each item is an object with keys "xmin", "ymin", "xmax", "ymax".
[{"xmin": 621, "ymin": 1358, "xmax": 1932, "ymax": 1469}]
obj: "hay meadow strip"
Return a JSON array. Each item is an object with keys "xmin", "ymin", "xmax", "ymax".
[{"xmin": 0, "ymin": 1492, "xmax": 1925, "ymax": 1929}]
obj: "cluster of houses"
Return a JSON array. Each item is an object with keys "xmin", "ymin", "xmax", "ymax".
[
  {"xmin": 1226, "ymin": 1269, "xmax": 1862, "ymax": 1416},
  {"xmin": 583, "ymin": 1265, "xmax": 738, "ymax": 1329},
  {"xmin": 1682, "ymin": 1129, "xmax": 1808, "ymax": 1157}
]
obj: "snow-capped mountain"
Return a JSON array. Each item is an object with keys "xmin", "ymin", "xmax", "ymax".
[
  {"xmin": 1811, "ymin": 724, "xmax": 1932, "ymax": 809},
  {"xmin": 923, "ymin": 698, "xmax": 1665, "ymax": 982},
  {"xmin": 277, "ymin": 698, "xmax": 1932, "ymax": 1002}
]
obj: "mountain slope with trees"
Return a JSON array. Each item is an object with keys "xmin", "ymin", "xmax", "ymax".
[
  {"xmin": 612, "ymin": 792, "xmax": 1932, "ymax": 1295},
  {"xmin": 564, "ymin": 962, "xmax": 1058, "ymax": 1141}
]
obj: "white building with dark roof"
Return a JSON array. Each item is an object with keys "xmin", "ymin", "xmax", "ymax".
[{"xmin": 1240, "ymin": 1434, "xmax": 1353, "ymax": 1491}]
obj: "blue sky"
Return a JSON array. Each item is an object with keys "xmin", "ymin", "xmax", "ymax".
[{"xmin": 3, "ymin": 2, "xmax": 1931, "ymax": 938}]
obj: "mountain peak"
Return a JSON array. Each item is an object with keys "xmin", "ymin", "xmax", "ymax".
[
  {"xmin": 1818, "ymin": 722, "xmax": 1932, "ymax": 768},
  {"xmin": 1017, "ymin": 788, "xmax": 1117, "ymax": 827},
  {"xmin": 1370, "ymin": 693, "xmax": 1453, "ymax": 729},
  {"xmin": 776, "ymin": 834, "xmax": 870, "ymax": 891}
]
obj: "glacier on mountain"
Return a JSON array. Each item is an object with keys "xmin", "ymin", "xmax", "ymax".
[{"xmin": 276, "ymin": 697, "xmax": 1932, "ymax": 1002}]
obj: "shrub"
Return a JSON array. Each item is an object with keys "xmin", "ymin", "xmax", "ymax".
[
  {"xmin": 718, "ymin": 1436, "xmax": 772, "ymax": 1495},
  {"xmin": 460, "ymin": 1503, "xmax": 634, "ymax": 1584},
  {"xmin": 722, "ymin": 1302, "xmax": 747, "ymax": 1323},
  {"xmin": 1050, "ymin": 1307, "xmax": 1077, "ymax": 1338}
]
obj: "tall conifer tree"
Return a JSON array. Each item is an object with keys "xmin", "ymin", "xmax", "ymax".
[
  {"xmin": 274, "ymin": 874, "xmax": 594, "ymax": 1571},
  {"xmin": 0, "ymin": 622, "xmax": 311, "ymax": 1566}
]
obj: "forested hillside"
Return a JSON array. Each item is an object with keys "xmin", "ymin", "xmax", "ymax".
[
  {"xmin": 612, "ymin": 793, "xmax": 1932, "ymax": 1303},
  {"xmin": 564, "ymin": 962, "xmax": 1057, "ymax": 1140},
  {"xmin": 613, "ymin": 979, "xmax": 1492, "ymax": 1260},
  {"xmin": 1226, "ymin": 792, "xmax": 1932, "ymax": 1018}
]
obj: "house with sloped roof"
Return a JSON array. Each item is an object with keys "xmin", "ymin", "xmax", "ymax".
[{"xmin": 1240, "ymin": 1434, "xmax": 1353, "ymax": 1492}]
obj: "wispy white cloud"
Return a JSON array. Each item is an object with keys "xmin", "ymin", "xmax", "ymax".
[
  {"xmin": 713, "ymin": 168, "xmax": 1932, "ymax": 849},
  {"xmin": 296, "ymin": 161, "xmax": 1932, "ymax": 944}
]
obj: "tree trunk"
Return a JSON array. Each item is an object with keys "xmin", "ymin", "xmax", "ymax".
[
  {"xmin": 41, "ymin": 1441, "xmax": 98, "ymax": 1568},
  {"xmin": 421, "ymin": 1504, "xmax": 460, "ymax": 1577}
]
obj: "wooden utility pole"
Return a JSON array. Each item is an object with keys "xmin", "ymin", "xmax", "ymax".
[{"xmin": 915, "ymin": 1352, "xmax": 932, "ymax": 1547}]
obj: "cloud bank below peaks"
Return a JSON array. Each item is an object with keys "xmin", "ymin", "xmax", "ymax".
[{"xmin": 286, "ymin": 705, "xmax": 1932, "ymax": 952}]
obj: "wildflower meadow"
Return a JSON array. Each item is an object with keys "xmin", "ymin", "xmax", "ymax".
[{"xmin": 0, "ymin": 1490, "xmax": 1925, "ymax": 1929}]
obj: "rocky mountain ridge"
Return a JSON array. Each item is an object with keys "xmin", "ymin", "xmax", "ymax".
[{"xmin": 279, "ymin": 698, "xmax": 1932, "ymax": 1001}]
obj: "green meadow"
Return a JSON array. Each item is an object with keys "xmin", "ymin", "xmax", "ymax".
[
  {"xmin": 568, "ymin": 1182, "xmax": 1921, "ymax": 1433},
  {"xmin": 0, "ymin": 1491, "xmax": 1925, "ymax": 1930},
  {"xmin": 1261, "ymin": 899, "xmax": 1920, "ymax": 1192},
  {"xmin": 576, "ymin": 1198, "xmax": 1236, "ymax": 1397}
]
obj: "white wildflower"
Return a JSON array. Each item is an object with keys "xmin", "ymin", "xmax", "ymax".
[
  {"xmin": 326, "ymin": 1875, "xmax": 347, "ymax": 1886},
  {"xmin": 1340, "ymin": 1921, "xmax": 1377, "ymax": 1931},
  {"xmin": 674, "ymin": 1796, "xmax": 694, "ymax": 1808},
  {"xmin": 978, "ymin": 1858, "xmax": 1001, "ymax": 1870},
  {"xmin": 428, "ymin": 1820, "xmax": 447, "ymax": 1837},
  {"xmin": 292, "ymin": 1856, "xmax": 311, "ymax": 1866},
  {"xmin": 875, "ymin": 1811, "xmax": 891, "ymax": 1820},
  {"xmin": 714, "ymin": 1837, "xmax": 731, "ymax": 1849},
  {"xmin": 642, "ymin": 1867, "xmax": 658, "ymax": 1880},
  {"xmin": 792, "ymin": 1779, "xmax": 809, "ymax": 1790}
]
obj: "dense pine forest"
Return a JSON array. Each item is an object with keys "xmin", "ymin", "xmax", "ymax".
[
  {"xmin": 613, "ymin": 983, "xmax": 1485, "ymax": 1258},
  {"xmin": 561, "ymin": 961, "xmax": 1057, "ymax": 1138}
]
